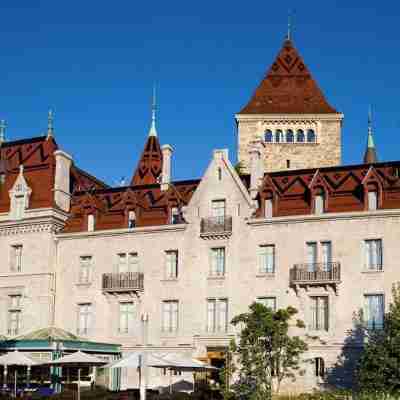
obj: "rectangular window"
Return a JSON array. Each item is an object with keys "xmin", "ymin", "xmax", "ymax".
[
  {"xmin": 118, "ymin": 253, "xmax": 139, "ymax": 273},
  {"xmin": 365, "ymin": 239, "xmax": 383, "ymax": 271},
  {"xmin": 307, "ymin": 242, "xmax": 318, "ymax": 272},
  {"xmin": 211, "ymin": 200, "xmax": 226, "ymax": 224},
  {"xmin": 8, "ymin": 295, "xmax": 22, "ymax": 336},
  {"xmin": 128, "ymin": 211, "xmax": 136, "ymax": 228},
  {"xmin": 77, "ymin": 303, "xmax": 92, "ymax": 335},
  {"xmin": 162, "ymin": 300, "xmax": 179, "ymax": 333},
  {"xmin": 368, "ymin": 191, "xmax": 378, "ymax": 211},
  {"xmin": 321, "ymin": 242, "xmax": 332, "ymax": 271},
  {"xmin": 87, "ymin": 214, "xmax": 95, "ymax": 232},
  {"xmin": 79, "ymin": 256, "xmax": 92, "ymax": 283},
  {"xmin": 364, "ymin": 294, "xmax": 384, "ymax": 330},
  {"xmin": 257, "ymin": 297, "xmax": 276, "ymax": 311},
  {"xmin": 170, "ymin": 207, "xmax": 180, "ymax": 224},
  {"xmin": 207, "ymin": 298, "xmax": 228, "ymax": 333},
  {"xmin": 314, "ymin": 195, "xmax": 324, "ymax": 215},
  {"xmin": 310, "ymin": 297, "xmax": 329, "ymax": 331},
  {"xmin": 119, "ymin": 302, "xmax": 134, "ymax": 334},
  {"xmin": 259, "ymin": 245, "xmax": 275, "ymax": 274},
  {"xmin": 210, "ymin": 248, "xmax": 225, "ymax": 277},
  {"xmin": 14, "ymin": 195, "xmax": 25, "ymax": 220},
  {"xmin": 264, "ymin": 199, "xmax": 273, "ymax": 219},
  {"xmin": 165, "ymin": 250, "xmax": 178, "ymax": 279},
  {"xmin": 10, "ymin": 245, "xmax": 23, "ymax": 272}
]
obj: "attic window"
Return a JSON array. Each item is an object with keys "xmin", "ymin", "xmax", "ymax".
[
  {"xmin": 314, "ymin": 194, "xmax": 325, "ymax": 215},
  {"xmin": 264, "ymin": 199, "xmax": 273, "ymax": 219},
  {"xmin": 88, "ymin": 214, "xmax": 95, "ymax": 232},
  {"xmin": 128, "ymin": 210, "xmax": 136, "ymax": 228},
  {"xmin": 171, "ymin": 207, "xmax": 180, "ymax": 225},
  {"xmin": 368, "ymin": 191, "xmax": 378, "ymax": 211}
]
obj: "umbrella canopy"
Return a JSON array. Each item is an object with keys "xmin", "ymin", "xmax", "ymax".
[
  {"xmin": 43, "ymin": 351, "xmax": 106, "ymax": 367},
  {"xmin": 148, "ymin": 353, "xmax": 217, "ymax": 371},
  {"xmin": 104, "ymin": 352, "xmax": 168, "ymax": 369},
  {"xmin": 0, "ymin": 351, "xmax": 37, "ymax": 366}
]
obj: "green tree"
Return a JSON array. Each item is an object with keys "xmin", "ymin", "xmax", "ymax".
[
  {"xmin": 357, "ymin": 284, "xmax": 400, "ymax": 394},
  {"xmin": 227, "ymin": 302, "xmax": 308, "ymax": 400}
]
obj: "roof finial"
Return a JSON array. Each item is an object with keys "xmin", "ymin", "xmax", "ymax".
[
  {"xmin": 0, "ymin": 120, "xmax": 7, "ymax": 144},
  {"xmin": 287, "ymin": 10, "xmax": 292, "ymax": 40},
  {"xmin": 47, "ymin": 109, "xmax": 54, "ymax": 139},
  {"xmin": 364, "ymin": 105, "xmax": 378, "ymax": 164},
  {"xmin": 148, "ymin": 84, "xmax": 157, "ymax": 137}
]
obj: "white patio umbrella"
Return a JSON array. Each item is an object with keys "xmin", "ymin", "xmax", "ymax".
[
  {"xmin": 42, "ymin": 351, "xmax": 106, "ymax": 400},
  {"xmin": 0, "ymin": 350, "xmax": 37, "ymax": 397},
  {"xmin": 147, "ymin": 353, "xmax": 217, "ymax": 393}
]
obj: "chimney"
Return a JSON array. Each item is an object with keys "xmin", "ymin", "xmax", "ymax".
[
  {"xmin": 249, "ymin": 138, "xmax": 265, "ymax": 199},
  {"xmin": 161, "ymin": 144, "xmax": 173, "ymax": 191},
  {"xmin": 54, "ymin": 150, "xmax": 73, "ymax": 212}
]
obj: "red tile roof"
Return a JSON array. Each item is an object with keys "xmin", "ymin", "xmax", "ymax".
[{"xmin": 239, "ymin": 39, "xmax": 338, "ymax": 114}]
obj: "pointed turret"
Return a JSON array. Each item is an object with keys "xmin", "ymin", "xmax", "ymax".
[
  {"xmin": 239, "ymin": 38, "xmax": 337, "ymax": 114},
  {"xmin": 130, "ymin": 89, "xmax": 163, "ymax": 186},
  {"xmin": 363, "ymin": 107, "xmax": 378, "ymax": 164},
  {"xmin": 47, "ymin": 109, "xmax": 54, "ymax": 139}
]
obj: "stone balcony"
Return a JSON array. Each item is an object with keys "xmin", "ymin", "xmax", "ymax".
[
  {"xmin": 102, "ymin": 272, "xmax": 144, "ymax": 293},
  {"xmin": 290, "ymin": 262, "xmax": 341, "ymax": 295},
  {"xmin": 200, "ymin": 216, "xmax": 232, "ymax": 239}
]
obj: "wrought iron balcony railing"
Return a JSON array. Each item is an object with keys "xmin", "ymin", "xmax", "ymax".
[
  {"xmin": 102, "ymin": 272, "xmax": 144, "ymax": 293},
  {"xmin": 290, "ymin": 262, "xmax": 341, "ymax": 284},
  {"xmin": 200, "ymin": 216, "xmax": 232, "ymax": 236}
]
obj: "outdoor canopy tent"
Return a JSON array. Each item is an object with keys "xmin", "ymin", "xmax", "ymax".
[
  {"xmin": 42, "ymin": 351, "xmax": 107, "ymax": 400},
  {"xmin": 0, "ymin": 350, "xmax": 38, "ymax": 396}
]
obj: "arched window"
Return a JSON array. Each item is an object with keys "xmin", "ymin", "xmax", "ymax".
[
  {"xmin": 307, "ymin": 129, "xmax": 316, "ymax": 143},
  {"xmin": 286, "ymin": 129, "xmax": 294, "ymax": 143},
  {"xmin": 275, "ymin": 129, "xmax": 283, "ymax": 143},
  {"xmin": 297, "ymin": 129, "xmax": 305, "ymax": 143},
  {"xmin": 264, "ymin": 130, "xmax": 273, "ymax": 143}
]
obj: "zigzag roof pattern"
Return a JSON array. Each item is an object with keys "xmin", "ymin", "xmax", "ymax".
[{"xmin": 239, "ymin": 39, "xmax": 338, "ymax": 114}]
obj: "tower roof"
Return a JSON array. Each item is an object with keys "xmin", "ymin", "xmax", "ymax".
[
  {"xmin": 130, "ymin": 134, "xmax": 163, "ymax": 185},
  {"xmin": 363, "ymin": 108, "xmax": 378, "ymax": 164},
  {"xmin": 239, "ymin": 39, "xmax": 338, "ymax": 114}
]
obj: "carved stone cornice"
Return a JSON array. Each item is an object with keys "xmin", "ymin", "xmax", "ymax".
[{"xmin": 0, "ymin": 220, "xmax": 64, "ymax": 236}]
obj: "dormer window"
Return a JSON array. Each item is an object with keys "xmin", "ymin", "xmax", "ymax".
[
  {"xmin": 170, "ymin": 207, "xmax": 180, "ymax": 224},
  {"xmin": 264, "ymin": 198, "xmax": 273, "ymax": 219},
  {"xmin": 128, "ymin": 210, "xmax": 136, "ymax": 228},
  {"xmin": 88, "ymin": 214, "xmax": 95, "ymax": 232},
  {"xmin": 9, "ymin": 165, "xmax": 32, "ymax": 221},
  {"xmin": 368, "ymin": 191, "xmax": 378, "ymax": 211},
  {"xmin": 314, "ymin": 194, "xmax": 325, "ymax": 215}
]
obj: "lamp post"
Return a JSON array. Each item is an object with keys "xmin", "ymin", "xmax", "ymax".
[{"xmin": 140, "ymin": 312, "xmax": 149, "ymax": 400}]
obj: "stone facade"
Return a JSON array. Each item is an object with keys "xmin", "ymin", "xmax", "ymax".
[{"xmin": 236, "ymin": 114, "xmax": 343, "ymax": 173}]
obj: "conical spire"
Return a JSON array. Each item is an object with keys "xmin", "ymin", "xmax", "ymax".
[
  {"xmin": 148, "ymin": 85, "xmax": 157, "ymax": 137},
  {"xmin": 239, "ymin": 38, "xmax": 337, "ymax": 114},
  {"xmin": 0, "ymin": 120, "xmax": 6, "ymax": 144},
  {"xmin": 130, "ymin": 86, "xmax": 163, "ymax": 186},
  {"xmin": 47, "ymin": 109, "xmax": 54, "ymax": 139},
  {"xmin": 363, "ymin": 106, "xmax": 378, "ymax": 164}
]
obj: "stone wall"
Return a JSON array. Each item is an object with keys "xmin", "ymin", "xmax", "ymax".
[{"xmin": 237, "ymin": 114, "xmax": 343, "ymax": 172}]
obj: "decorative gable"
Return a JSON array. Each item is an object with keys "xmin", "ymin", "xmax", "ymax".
[{"xmin": 9, "ymin": 165, "xmax": 32, "ymax": 220}]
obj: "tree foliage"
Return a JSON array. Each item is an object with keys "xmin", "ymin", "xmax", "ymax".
[
  {"xmin": 226, "ymin": 302, "xmax": 308, "ymax": 400},
  {"xmin": 357, "ymin": 284, "xmax": 400, "ymax": 394}
]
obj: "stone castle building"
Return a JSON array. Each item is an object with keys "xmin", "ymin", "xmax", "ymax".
[{"xmin": 0, "ymin": 36, "xmax": 397, "ymax": 392}]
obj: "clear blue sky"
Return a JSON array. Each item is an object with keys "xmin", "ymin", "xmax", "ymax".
[{"xmin": 1, "ymin": 2, "xmax": 399, "ymax": 184}]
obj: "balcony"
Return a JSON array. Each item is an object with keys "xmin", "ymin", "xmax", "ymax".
[
  {"xmin": 200, "ymin": 216, "xmax": 232, "ymax": 239},
  {"xmin": 290, "ymin": 262, "xmax": 341, "ymax": 295},
  {"xmin": 102, "ymin": 272, "xmax": 144, "ymax": 293}
]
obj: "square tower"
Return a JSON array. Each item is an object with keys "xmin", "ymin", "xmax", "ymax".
[{"xmin": 236, "ymin": 38, "xmax": 343, "ymax": 173}]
